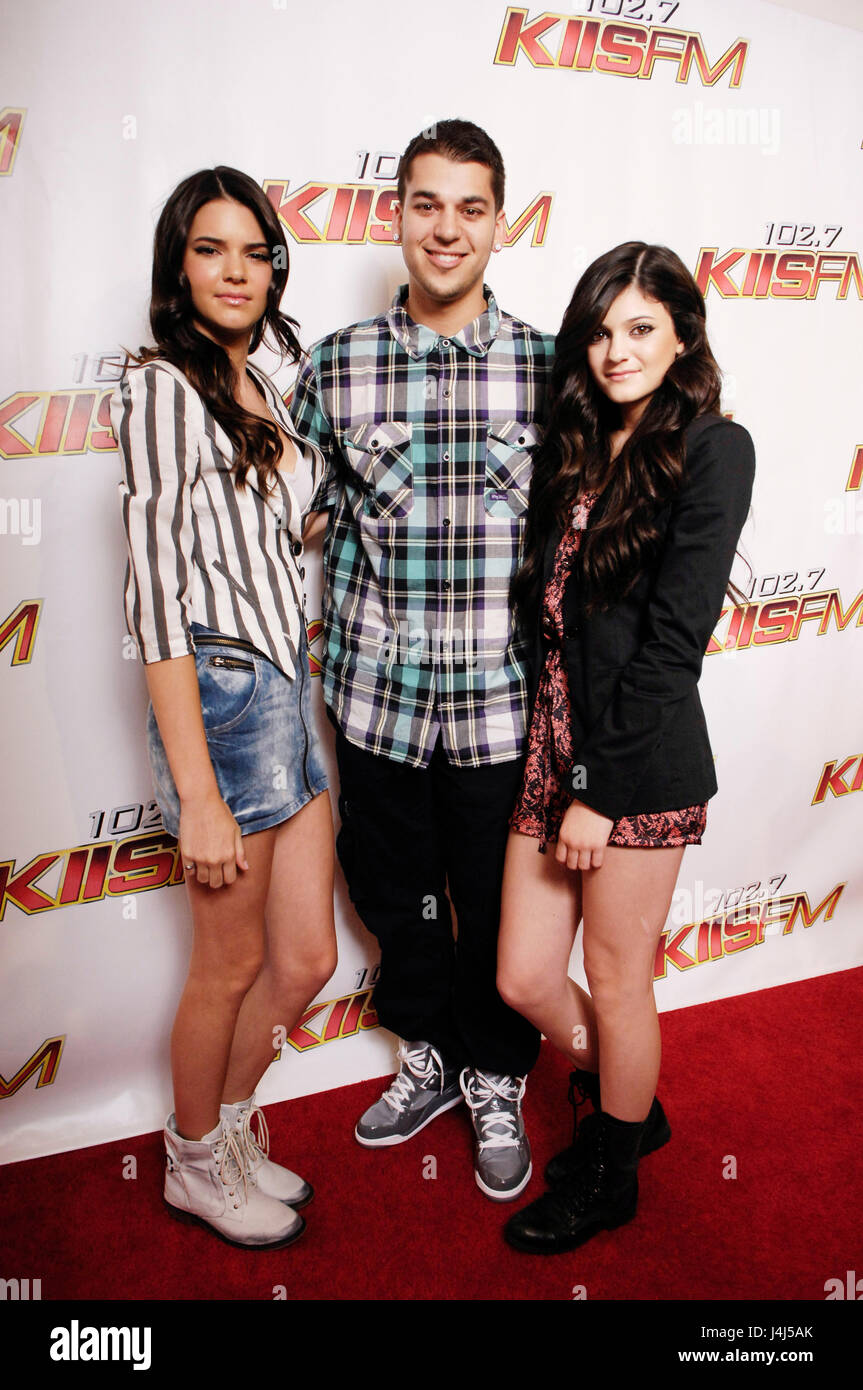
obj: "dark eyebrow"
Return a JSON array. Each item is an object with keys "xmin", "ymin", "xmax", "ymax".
[
  {"xmin": 409, "ymin": 190, "xmax": 491, "ymax": 208},
  {"xmin": 190, "ymin": 235, "xmax": 270, "ymax": 250},
  {"xmin": 597, "ymin": 314, "xmax": 658, "ymax": 328}
]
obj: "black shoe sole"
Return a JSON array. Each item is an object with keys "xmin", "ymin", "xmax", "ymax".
[
  {"xmin": 164, "ymin": 1200, "xmax": 306, "ymax": 1250},
  {"xmin": 504, "ymin": 1205, "xmax": 637, "ymax": 1255}
]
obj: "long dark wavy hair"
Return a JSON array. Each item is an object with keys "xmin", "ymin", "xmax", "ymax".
[
  {"xmin": 513, "ymin": 241, "xmax": 724, "ymax": 623},
  {"xmin": 133, "ymin": 166, "xmax": 301, "ymax": 491}
]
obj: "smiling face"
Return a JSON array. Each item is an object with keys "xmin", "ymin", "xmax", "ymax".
[
  {"xmin": 181, "ymin": 198, "xmax": 273, "ymax": 348},
  {"xmin": 392, "ymin": 152, "xmax": 506, "ymax": 333},
  {"xmin": 587, "ymin": 283, "xmax": 684, "ymax": 427}
]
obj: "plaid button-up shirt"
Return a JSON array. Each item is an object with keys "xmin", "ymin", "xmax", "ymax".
[{"xmin": 291, "ymin": 286, "xmax": 554, "ymax": 768}]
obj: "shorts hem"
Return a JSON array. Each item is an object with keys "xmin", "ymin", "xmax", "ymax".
[
  {"xmin": 234, "ymin": 775, "xmax": 330, "ymax": 837},
  {"xmin": 156, "ymin": 776, "xmax": 329, "ymax": 841}
]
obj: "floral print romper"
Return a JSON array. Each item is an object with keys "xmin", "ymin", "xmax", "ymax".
[{"xmin": 510, "ymin": 494, "xmax": 707, "ymax": 852}]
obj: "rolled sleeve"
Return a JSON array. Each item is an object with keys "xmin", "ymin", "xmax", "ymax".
[{"xmin": 112, "ymin": 363, "xmax": 199, "ymax": 664}]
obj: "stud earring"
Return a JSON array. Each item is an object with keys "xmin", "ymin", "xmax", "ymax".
[{"xmin": 494, "ymin": 243, "xmax": 502, "ymax": 252}]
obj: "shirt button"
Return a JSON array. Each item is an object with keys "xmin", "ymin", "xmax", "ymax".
[
  {"xmin": 292, "ymin": 540, "xmax": 303, "ymax": 556},
  {"xmin": 443, "ymin": 580, "xmax": 451, "ymax": 592},
  {"xmin": 443, "ymin": 451, "xmax": 450, "ymax": 462},
  {"xmin": 443, "ymin": 517, "xmax": 451, "ymax": 527},
  {"xmin": 518, "ymin": 436, "xmax": 526, "ymax": 445},
  {"xmin": 441, "ymin": 338, "xmax": 450, "ymax": 347},
  {"xmin": 443, "ymin": 388, "xmax": 451, "ymax": 397}
]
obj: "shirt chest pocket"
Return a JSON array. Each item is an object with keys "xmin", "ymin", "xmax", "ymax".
[
  {"xmin": 484, "ymin": 420, "xmax": 539, "ymax": 519},
  {"xmin": 342, "ymin": 421, "xmax": 414, "ymax": 519}
]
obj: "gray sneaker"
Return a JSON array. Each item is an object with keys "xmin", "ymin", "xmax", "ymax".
[
  {"xmin": 461, "ymin": 1068, "xmax": 532, "ymax": 1201},
  {"xmin": 355, "ymin": 1040, "xmax": 463, "ymax": 1147}
]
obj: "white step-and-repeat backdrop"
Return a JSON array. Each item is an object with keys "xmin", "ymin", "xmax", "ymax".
[{"xmin": 2, "ymin": 0, "xmax": 861, "ymax": 1163}]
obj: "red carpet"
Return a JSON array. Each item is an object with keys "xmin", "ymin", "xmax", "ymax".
[{"xmin": 3, "ymin": 968, "xmax": 861, "ymax": 1303}]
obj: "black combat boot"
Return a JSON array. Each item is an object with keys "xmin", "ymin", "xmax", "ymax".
[{"xmin": 506, "ymin": 1109, "xmax": 643, "ymax": 1254}]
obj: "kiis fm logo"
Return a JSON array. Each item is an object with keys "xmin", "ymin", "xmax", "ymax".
[
  {"xmin": 812, "ymin": 756, "xmax": 863, "ymax": 805},
  {"xmin": 306, "ymin": 617, "xmax": 323, "ymax": 677},
  {"xmin": 274, "ymin": 988, "xmax": 379, "ymax": 1054},
  {"xmin": 0, "ymin": 388, "xmax": 115, "ymax": 459},
  {"xmin": 0, "ymin": 1036, "xmax": 64, "ymax": 1099},
  {"xmin": 695, "ymin": 249, "xmax": 862, "ymax": 301},
  {"xmin": 264, "ymin": 181, "xmax": 552, "ymax": 248},
  {"xmin": 0, "ymin": 107, "xmax": 25, "ymax": 175},
  {"xmin": 0, "ymin": 601, "xmax": 41, "ymax": 665},
  {"xmin": 0, "ymin": 832, "xmax": 185, "ymax": 921},
  {"xmin": 655, "ymin": 883, "xmax": 844, "ymax": 978},
  {"xmin": 707, "ymin": 588, "xmax": 863, "ymax": 655},
  {"xmin": 494, "ymin": 8, "xmax": 748, "ymax": 86}
]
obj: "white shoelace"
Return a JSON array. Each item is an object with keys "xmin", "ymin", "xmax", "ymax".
[
  {"xmin": 461, "ymin": 1070, "xmax": 526, "ymax": 1151},
  {"xmin": 237, "ymin": 1103, "xmax": 270, "ymax": 1175},
  {"xmin": 213, "ymin": 1128, "xmax": 250, "ymax": 1202},
  {"xmin": 381, "ymin": 1041, "xmax": 446, "ymax": 1114}
]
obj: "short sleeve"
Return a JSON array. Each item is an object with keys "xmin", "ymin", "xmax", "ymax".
[
  {"xmin": 290, "ymin": 353, "xmax": 338, "ymax": 511},
  {"xmin": 111, "ymin": 363, "xmax": 200, "ymax": 663}
]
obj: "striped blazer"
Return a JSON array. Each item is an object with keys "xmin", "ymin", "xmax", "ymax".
[{"xmin": 112, "ymin": 359, "xmax": 325, "ymax": 678}]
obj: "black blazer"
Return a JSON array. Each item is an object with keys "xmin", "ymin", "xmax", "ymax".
[{"xmin": 533, "ymin": 414, "xmax": 755, "ymax": 820}]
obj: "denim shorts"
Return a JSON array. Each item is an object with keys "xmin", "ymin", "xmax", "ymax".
[{"xmin": 146, "ymin": 623, "xmax": 329, "ymax": 839}]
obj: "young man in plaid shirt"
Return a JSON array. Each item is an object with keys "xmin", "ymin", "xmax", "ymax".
[{"xmin": 291, "ymin": 120, "xmax": 554, "ymax": 1201}]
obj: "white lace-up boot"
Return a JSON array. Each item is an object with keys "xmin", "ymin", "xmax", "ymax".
[
  {"xmin": 163, "ymin": 1115, "xmax": 304, "ymax": 1248},
  {"xmin": 220, "ymin": 1095, "xmax": 313, "ymax": 1208}
]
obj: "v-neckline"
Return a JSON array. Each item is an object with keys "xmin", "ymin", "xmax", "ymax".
[{"xmin": 244, "ymin": 368, "xmax": 296, "ymax": 475}]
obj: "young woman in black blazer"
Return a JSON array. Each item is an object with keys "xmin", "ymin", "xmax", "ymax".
[{"xmin": 497, "ymin": 242, "xmax": 755, "ymax": 1253}]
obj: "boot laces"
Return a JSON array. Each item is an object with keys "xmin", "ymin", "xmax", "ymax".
[
  {"xmin": 566, "ymin": 1072, "xmax": 595, "ymax": 1146},
  {"xmin": 462, "ymin": 1070, "xmax": 525, "ymax": 1151},
  {"xmin": 567, "ymin": 1071, "xmax": 593, "ymax": 1115},
  {"xmin": 212, "ymin": 1127, "xmax": 250, "ymax": 1202},
  {"xmin": 237, "ymin": 1103, "xmax": 270, "ymax": 1175},
  {"xmin": 381, "ymin": 1041, "xmax": 445, "ymax": 1115}
]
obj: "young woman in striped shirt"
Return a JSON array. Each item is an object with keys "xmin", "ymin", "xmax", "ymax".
[{"xmin": 112, "ymin": 167, "xmax": 336, "ymax": 1249}]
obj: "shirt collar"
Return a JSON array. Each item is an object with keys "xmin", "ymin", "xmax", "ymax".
[{"xmin": 386, "ymin": 284, "xmax": 501, "ymax": 360}]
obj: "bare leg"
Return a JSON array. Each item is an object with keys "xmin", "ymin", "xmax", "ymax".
[
  {"xmin": 171, "ymin": 828, "xmax": 277, "ymax": 1140},
  {"xmin": 222, "ymin": 791, "xmax": 337, "ymax": 1103},
  {"xmin": 497, "ymin": 829, "xmax": 598, "ymax": 1071},
  {"xmin": 581, "ymin": 844, "xmax": 684, "ymax": 1121}
]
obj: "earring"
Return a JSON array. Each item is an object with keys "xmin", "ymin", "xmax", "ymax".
[
  {"xmin": 393, "ymin": 233, "xmax": 400, "ymax": 243},
  {"xmin": 494, "ymin": 243, "xmax": 502, "ymax": 252}
]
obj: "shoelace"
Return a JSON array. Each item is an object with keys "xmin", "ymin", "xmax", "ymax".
[
  {"xmin": 462, "ymin": 1070, "xmax": 526, "ymax": 1151},
  {"xmin": 541, "ymin": 1138, "xmax": 608, "ymax": 1216},
  {"xmin": 567, "ymin": 1073, "xmax": 592, "ymax": 1144},
  {"xmin": 381, "ymin": 1041, "xmax": 446, "ymax": 1114},
  {"xmin": 237, "ymin": 1103, "xmax": 270, "ymax": 1175},
  {"xmin": 212, "ymin": 1128, "xmax": 250, "ymax": 1207}
]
